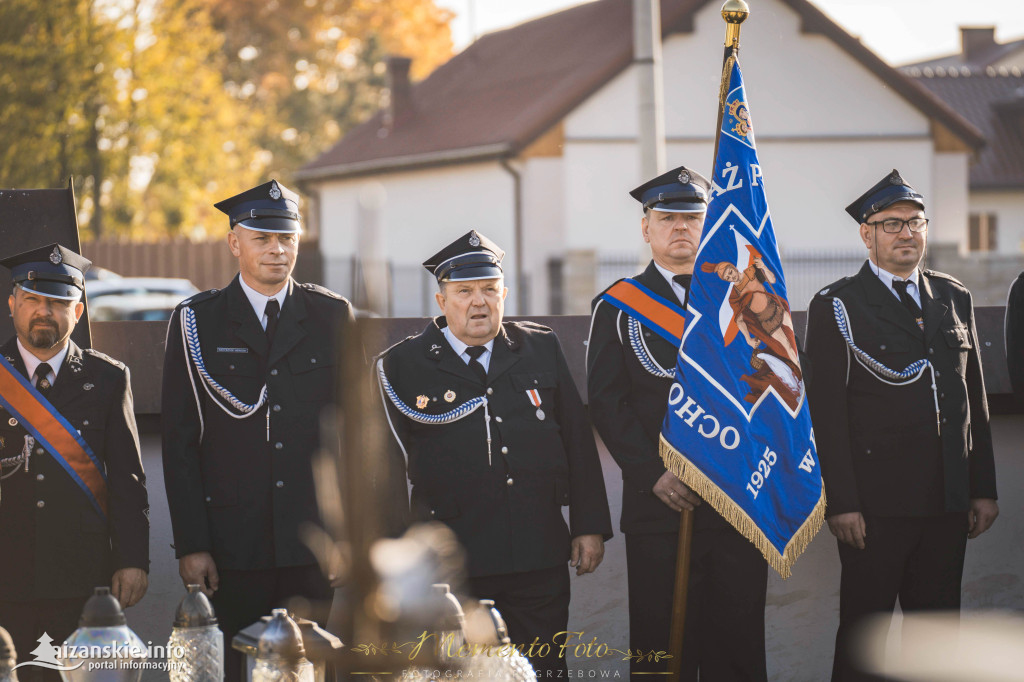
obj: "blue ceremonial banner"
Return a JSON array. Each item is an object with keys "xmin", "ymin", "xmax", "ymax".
[{"xmin": 659, "ymin": 58, "xmax": 824, "ymax": 577}]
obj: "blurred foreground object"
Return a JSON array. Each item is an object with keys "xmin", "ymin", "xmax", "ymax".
[
  {"xmin": 233, "ymin": 613, "xmax": 340, "ymax": 682},
  {"xmin": 59, "ymin": 587, "xmax": 147, "ymax": 682},
  {"xmin": 0, "ymin": 626, "xmax": 16, "ymax": 682},
  {"xmin": 251, "ymin": 611, "xmax": 313, "ymax": 682},
  {"xmin": 169, "ymin": 585, "xmax": 223, "ymax": 682},
  {"xmin": 856, "ymin": 611, "xmax": 1024, "ymax": 681}
]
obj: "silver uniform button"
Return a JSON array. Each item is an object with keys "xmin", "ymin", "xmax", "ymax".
[
  {"xmin": 495, "ymin": 416, "xmax": 503, "ymax": 423},
  {"xmin": 36, "ymin": 500, "xmax": 44, "ymax": 508},
  {"xmin": 275, "ymin": 442, "xmax": 283, "ymax": 450},
  {"xmin": 311, "ymin": 358, "xmax": 317, "ymax": 364},
  {"xmin": 36, "ymin": 474, "xmax": 44, "ymax": 481},
  {"xmin": 501, "ymin": 447, "xmax": 509, "ymax": 454},
  {"xmin": 276, "ymin": 481, "xmax": 284, "ymax": 488},
  {"xmin": 82, "ymin": 420, "xmax": 89, "ymax": 426},
  {"xmin": 506, "ymin": 478, "xmax": 514, "ymax": 486},
  {"xmin": 486, "ymin": 387, "xmax": 493, "ymax": 395},
  {"xmin": 270, "ymin": 368, "xmax": 279, "ymax": 376},
  {"xmin": 206, "ymin": 496, "xmax": 212, "ymax": 502},
  {"xmin": 273, "ymin": 404, "xmax": 281, "ymax": 412},
  {"xmin": 36, "ymin": 448, "xmax": 44, "ymax": 455}
]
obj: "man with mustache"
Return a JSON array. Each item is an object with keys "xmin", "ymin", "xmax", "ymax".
[
  {"xmin": 0, "ymin": 244, "xmax": 149, "ymax": 682},
  {"xmin": 805, "ymin": 170, "xmax": 998, "ymax": 680},
  {"xmin": 377, "ymin": 231, "xmax": 612, "ymax": 678},
  {"xmin": 161, "ymin": 181, "xmax": 354, "ymax": 681},
  {"xmin": 586, "ymin": 167, "xmax": 768, "ymax": 680}
]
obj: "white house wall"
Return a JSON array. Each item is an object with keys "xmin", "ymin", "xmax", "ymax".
[
  {"xmin": 317, "ymin": 162, "xmax": 517, "ymax": 316},
  {"xmin": 972, "ymin": 190, "xmax": 1024, "ymax": 254},
  {"xmin": 561, "ymin": 0, "xmax": 967, "ymax": 281}
]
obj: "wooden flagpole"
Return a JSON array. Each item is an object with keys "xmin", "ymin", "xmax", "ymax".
[{"xmin": 665, "ymin": 2, "xmax": 749, "ymax": 678}]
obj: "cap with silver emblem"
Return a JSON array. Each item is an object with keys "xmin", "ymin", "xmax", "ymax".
[
  {"xmin": 214, "ymin": 179, "xmax": 302, "ymax": 233},
  {"xmin": 422, "ymin": 230, "xmax": 505, "ymax": 283},
  {"xmin": 629, "ymin": 165, "xmax": 712, "ymax": 214},
  {"xmin": 845, "ymin": 169, "xmax": 925, "ymax": 224},
  {"xmin": 0, "ymin": 243, "xmax": 91, "ymax": 301}
]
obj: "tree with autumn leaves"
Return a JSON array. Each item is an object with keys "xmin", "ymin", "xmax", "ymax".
[{"xmin": 0, "ymin": 0, "xmax": 452, "ymax": 238}]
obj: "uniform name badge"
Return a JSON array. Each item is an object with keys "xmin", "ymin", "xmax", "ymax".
[{"xmin": 526, "ymin": 388, "xmax": 545, "ymax": 421}]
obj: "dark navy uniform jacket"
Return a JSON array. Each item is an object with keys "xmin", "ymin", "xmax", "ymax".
[
  {"xmin": 0, "ymin": 338, "xmax": 149, "ymax": 600},
  {"xmin": 161, "ymin": 275, "xmax": 354, "ymax": 570},
  {"xmin": 587, "ymin": 261, "xmax": 685, "ymax": 535},
  {"xmin": 378, "ymin": 318, "xmax": 613, "ymax": 578},
  {"xmin": 805, "ymin": 262, "xmax": 997, "ymax": 517}
]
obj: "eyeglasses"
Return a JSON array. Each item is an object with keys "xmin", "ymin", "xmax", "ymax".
[{"xmin": 867, "ymin": 217, "xmax": 929, "ymax": 234}]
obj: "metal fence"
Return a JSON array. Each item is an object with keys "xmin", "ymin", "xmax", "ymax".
[{"xmin": 591, "ymin": 248, "xmax": 865, "ymax": 312}]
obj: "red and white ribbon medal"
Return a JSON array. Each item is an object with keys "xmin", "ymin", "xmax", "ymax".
[{"xmin": 526, "ymin": 388, "xmax": 545, "ymax": 421}]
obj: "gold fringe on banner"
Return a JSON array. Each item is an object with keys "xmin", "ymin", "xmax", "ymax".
[{"xmin": 660, "ymin": 435, "xmax": 826, "ymax": 579}]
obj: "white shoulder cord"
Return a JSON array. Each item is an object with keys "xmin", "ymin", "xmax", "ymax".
[
  {"xmin": 180, "ymin": 307, "xmax": 268, "ymax": 424},
  {"xmin": 376, "ymin": 357, "xmax": 493, "ymax": 465},
  {"xmin": 628, "ymin": 316, "xmax": 676, "ymax": 379},
  {"xmin": 832, "ymin": 297, "xmax": 940, "ymax": 435}
]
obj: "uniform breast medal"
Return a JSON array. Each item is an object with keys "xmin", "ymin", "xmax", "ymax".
[{"xmin": 526, "ymin": 388, "xmax": 545, "ymax": 421}]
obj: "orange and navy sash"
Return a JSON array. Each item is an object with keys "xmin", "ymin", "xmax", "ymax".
[
  {"xmin": 0, "ymin": 355, "xmax": 107, "ymax": 519},
  {"xmin": 600, "ymin": 278, "xmax": 687, "ymax": 347}
]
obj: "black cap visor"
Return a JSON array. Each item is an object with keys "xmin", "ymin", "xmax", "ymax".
[
  {"xmin": 15, "ymin": 277, "xmax": 83, "ymax": 301},
  {"xmin": 644, "ymin": 190, "xmax": 708, "ymax": 214},
  {"xmin": 435, "ymin": 252, "xmax": 503, "ymax": 282},
  {"xmin": 866, "ymin": 192, "xmax": 925, "ymax": 221},
  {"xmin": 233, "ymin": 208, "xmax": 302, "ymax": 234}
]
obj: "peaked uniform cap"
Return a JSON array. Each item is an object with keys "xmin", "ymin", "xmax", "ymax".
[
  {"xmin": 845, "ymin": 169, "xmax": 925, "ymax": 223},
  {"xmin": 422, "ymin": 230, "xmax": 505, "ymax": 283},
  {"xmin": 0, "ymin": 243, "xmax": 91, "ymax": 300},
  {"xmin": 630, "ymin": 165, "xmax": 711, "ymax": 213},
  {"xmin": 214, "ymin": 179, "xmax": 302, "ymax": 233}
]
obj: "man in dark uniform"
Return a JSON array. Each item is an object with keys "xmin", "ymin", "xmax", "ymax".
[
  {"xmin": 0, "ymin": 244, "xmax": 149, "ymax": 682},
  {"xmin": 1005, "ymin": 271, "xmax": 1024, "ymax": 406},
  {"xmin": 804, "ymin": 170, "xmax": 999, "ymax": 681},
  {"xmin": 161, "ymin": 180, "xmax": 354, "ymax": 680},
  {"xmin": 586, "ymin": 167, "xmax": 768, "ymax": 680},
  {"xmin": 377, "ymin": 231, "xmax": 612, "ymax": 678}
]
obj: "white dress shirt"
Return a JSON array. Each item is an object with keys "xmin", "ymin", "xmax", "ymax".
[
  {"xmin": 17, "ymin": 338, "xmax": 69, "ymax": 387},
  {"xmin": 239, "ymin": 275, "xmax": 287, "ymax": 330},
  {"xmin": 653, "ymin": 261, "xmax": 690, "ymax": 307},
  {"xmin": 443, "ymin": 326, "xmax": 495, "ymax": 372},
  {"xmin": 871, "ymin": 263, "xmax": 922, "ymax": 307}
]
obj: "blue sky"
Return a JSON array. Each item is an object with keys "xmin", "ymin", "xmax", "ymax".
[{"xmin": 434, "ymin": 0, "xmax": 1024, "ymax": 66}]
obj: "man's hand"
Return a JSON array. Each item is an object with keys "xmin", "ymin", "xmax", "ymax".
[
  {"xmin": 652, "ymin": 470, "xmax": 701, "ymax": 512},
  {"xmin": 570, "ymin": 535, "xmax": 605, "ymax": 576},
  {"xmin": 827, "ymin": 512, "xmax": 867, "ymax": 549},
  {"xmin": 967, "ymin": 498, "xmax": 999, "ymax": 539},
  {"xmin": 179, "ymin": 552, "xmax": 219, "ymax": 597},
  {"xmin": 111, "ymin": 568, "xmax": 148, "ymax": 608}
]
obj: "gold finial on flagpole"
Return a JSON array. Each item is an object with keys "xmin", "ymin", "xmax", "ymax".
[{"xmin": 722, "ymin": 0, "xmax": 749, "ymax": 48}]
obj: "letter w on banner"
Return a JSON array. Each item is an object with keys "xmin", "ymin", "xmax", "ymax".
[{"xmin": 659, "ymin": 58, "xmax": 824, "ymax": 578}]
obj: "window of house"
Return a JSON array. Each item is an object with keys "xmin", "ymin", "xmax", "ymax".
[{"xmin": 968, "ymin": 213, "xmax": 997, "ymax": 252}]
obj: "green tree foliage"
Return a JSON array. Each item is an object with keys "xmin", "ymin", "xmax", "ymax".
[
  {"xmin": 0, "ymin": 0, "xmax": 453, "ymax": 238},
  {"xmin": 208, "ymin": 0, "xmax": 454, "ymax": 181}
]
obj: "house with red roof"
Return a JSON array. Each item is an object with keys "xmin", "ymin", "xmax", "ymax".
[
  {"xmin": 902, "ymin": 27, "xmax": 1024, "ymax": 256},
  {"xmin": 298, "ymin": 0, "xmax": 983, "ymax": 315}
]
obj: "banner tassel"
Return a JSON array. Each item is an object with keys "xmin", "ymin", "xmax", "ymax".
[{"xmin": 660, "ymin": 436, "xmax": 826, "ymax": 579}]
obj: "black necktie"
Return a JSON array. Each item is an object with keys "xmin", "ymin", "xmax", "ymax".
[
  {"xmin": 672, "ymin": 274, "xmax": 692, "ymax": 306},
  {"xmin": 264, "ymin": 299, "xmax": 280, "ymax": 345},
  {"xmin": 465, "ymin": 346, "xmax": 488, "ymax": 384},
  {"xmin": 892, "ymin": 280, "xmax": 923, "ymax": 329},
  {"xmin": 35, "ymin": 362, "xmax": 53, "ymax": 396}
]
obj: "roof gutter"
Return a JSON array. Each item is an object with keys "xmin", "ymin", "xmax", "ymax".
[
  {"xmin": 499, "ymin": 157, "xmax": 524, "ymax": 315},
  {"xmin": 295, "ymin": 144, "xmax": 512, "ymax": 182}
]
